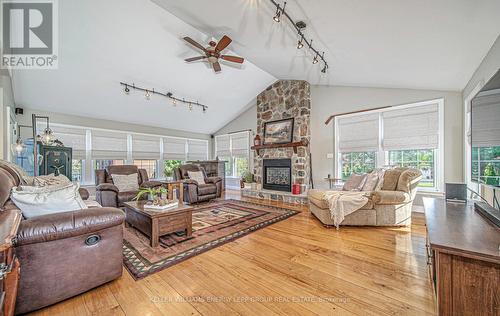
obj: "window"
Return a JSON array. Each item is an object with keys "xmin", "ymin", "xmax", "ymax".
[
  {"xmin": 134, "ymin": 159, "xmax": 158, "ymax": 179},
  {"xmin": 163, "ymin": 160, "xmax": 183, "ymax": 180},
  {"xmin": 341, "ymin": 152, "xmax": 376, "ymax": 180},
  {"xmin": 336, "ymin": 99, "xmax": 443, "ymax": 191},
  {"xmin": 472, "ymin": 146, "xmax": 500, "ymax": 186},
  {"xmin": 215, "ymin": 132, "xmax": 250, "ymax": 180},
  {"xmin": 94, "ymin": 159, "xmax": 124, "ymax": 170},
  {"xmin": 72, "ymin": 159, "xmax": 83, "ymax": 183},
  {"xmin": 388, "ymin": 149, "xmax": 435, "ymax": 188}
]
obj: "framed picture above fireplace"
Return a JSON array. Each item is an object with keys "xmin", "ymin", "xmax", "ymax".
[{"xmin": 263, "ymin": 118, "xmax": 294, "ymax": 145}]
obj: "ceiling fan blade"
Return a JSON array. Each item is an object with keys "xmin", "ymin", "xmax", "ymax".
[
  {"xmin": 213, "ymin": 61, "xmax": 222, "ymax": 73},
  {"xmin": 185, "ymin": 56, "xmax": 207, "ymax": 62},
  {"xmin": 220, "ymin": 55, "xmax": 244, "ymax": 64},
  {"xmin": 183, "ymin": 37, "xmax": 207, "ymax": 52},
  {"xmin": 215, "ymin": 35, "xmax": 232, "ymax": 52}
]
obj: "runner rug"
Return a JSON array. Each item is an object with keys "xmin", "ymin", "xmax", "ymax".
[{"xmin": 123, "ymin": 199, "xmax": 298, "ymax": 279}]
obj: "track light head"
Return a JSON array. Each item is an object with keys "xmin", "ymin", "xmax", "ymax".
[
  {"xmin": 124, "ymin": 84, "xmax": 130, "ymax": 94},
  {"xmin": 145, "ymin": 90, "xmax": 151, "ymax": 100},
  {"xmin": 321, "ymin": 65, "xmax": 327, "ymax": 73},
  {"xmin": 273, "ymin": 5, "xmax": 281, "ymax": 22},
  {"xmin": 312, "ymin": 54, "xmax": 319, "ymax": 64},
  {"xmin": 297, "ymin": 36, "xmax": 304, "ymax": 49}
]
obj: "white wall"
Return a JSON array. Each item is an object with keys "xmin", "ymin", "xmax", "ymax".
[
  {"xmin": 0, "ymin": 69, "xmax": 16, "ymax": 160},
  {"xmin": 215, "ymin": 99, "xmax": 257, "ymax": 136}
]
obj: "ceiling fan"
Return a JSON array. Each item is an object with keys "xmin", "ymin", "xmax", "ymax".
[{"xmin": 183, "ymin": 35, "xmax": 244, "ymax": 73}]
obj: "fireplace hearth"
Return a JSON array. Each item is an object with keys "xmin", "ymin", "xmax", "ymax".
[{"xmin": 263, "ymin": 159, "xmax": 292, "ymax": 192}]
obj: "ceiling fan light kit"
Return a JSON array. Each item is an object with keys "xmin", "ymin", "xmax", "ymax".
[
  {"xmin": 269, "ymin": 0, "xmax": 329, "ymax": 73},
  {"xmin": 183, "ymin": 35, "xmax": 245, "ymax": 73},
  {"xmin": 120, "ymin": 82, "xmax": 207, "ymax": 113}
]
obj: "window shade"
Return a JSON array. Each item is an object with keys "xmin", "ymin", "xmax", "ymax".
[
  {"xmin": 187, "ymin": 139, "xmax": 208, "ymax": 161},
  {"xmin": 163, "ymin": 137, "xmax": 186, "ymax": 160},
  {"xmin": 132, "ymin": 134, "xmax": 160, "ymax": 159},
  {"xmin": 48, "ymin": 125, "xmax": 87, "ymax": 159},
  {"xmin": 215, "ymin": 134, "xmax": 231, "ymax": 157},
  {"xmin": 382, "ymin": 103, "xmax": 439, "ymax": 151},
  {"xmin": 230, "ymin": 132, "xmax": 250, "ymax": 157},
  {"xmin": 471, "ymin": 92, "xmax": 500, "ymax": 147},
  {"xmin": 91, "ymin": 130, "xmax": 127, "ymax": 159},
  {"xmin": 337, "ymin": 113, "xmax": 379, "ymax": 152}
]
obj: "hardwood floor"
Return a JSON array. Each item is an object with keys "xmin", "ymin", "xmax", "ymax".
[{"xmin": 29, "ymin": 191, "xmax": 436, "ymax": 315}]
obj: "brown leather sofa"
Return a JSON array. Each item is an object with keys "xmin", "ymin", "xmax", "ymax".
[
  {"xmin": 0, "ymin": 164, "xmax": 125, "ymax": 315},
  {"xmin": 95, "ymin": 165, "xmax": 162, "ymax": 208},
  {"xmin": 174, "ymin": 164, "xmax": 222, "ymax": 204}
]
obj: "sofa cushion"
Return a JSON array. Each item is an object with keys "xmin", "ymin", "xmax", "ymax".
[
  {"xmin": 397, "ymin": 169, "xmax": 422, "ymax": 193},
  {"xmin": 188, "ymin": 171, "xmax": 206, "ymax": 185},
  {"xmin": 308, "ymin": 189, "xmax": 374, "ymax": 210},
  {"xmin": 362, "ymin": 172, "xmax": 379, "ymax": 191},
  {"xmin": 198, "ymin": 184, "xmax": 216, "ymax": 195},
  {"xmin": 342, "ymin": 173, "xmax": 366, "ymax": 191},
  {"xmin": 371, "ymin": 190, "xmax": 410, "ymax": 205},
  {"xmin": 381, "ymin": 169, "xmax": 402, "ymax": 191},
  {"xmin": 112, "ymin": 173, "xmax": 139, "ymax": 192},
  {"xmin": 33, "ymin": 174, "xmax": 71, "ymax": 187},
  {"xmin": 11, "ymin": 183, "xmax": 88, "ymax": 219}
]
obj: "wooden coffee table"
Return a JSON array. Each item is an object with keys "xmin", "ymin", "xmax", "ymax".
[{"xmin": 123, "ymin": 201, "xmax": 193, "ymax": 247}]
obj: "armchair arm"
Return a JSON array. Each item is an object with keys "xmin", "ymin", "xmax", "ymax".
[
  {"xmin": 96, "ymin": 183, "xmax": 119, "ymax": 193},
  {"xmin": 15, "ymin": 208, "xmax": 125, "ymax": 247},
  {"xmin": 140, "ymin": 180, "xmax": 163, "ymax": 189},
  {"xmin": 182, "ymin": 179, "xmax": 199, "ymax": 186},
  {"xmin": 78, "ymin": 187, "xmax": 89, "ymax": 200},
  {"xmin": 371, "ymin": 191, "xmax": 411, "ymax": 205},
  {"xmin": 205, "ymin": 176, "xmax": 222, "ymax": 184}
]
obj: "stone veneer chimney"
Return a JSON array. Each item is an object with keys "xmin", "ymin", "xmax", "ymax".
[{"xmin": 254, "ymin": 80, "xmax": 311, "ymax": 188}]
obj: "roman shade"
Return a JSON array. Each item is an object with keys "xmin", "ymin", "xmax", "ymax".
[
  {"xmin": 382, "ymin": 103, "xmax": 439, "ymax": 150},
  {"xmin": 187, "ymin": 139, "xmax": 208, "ymax": 161},
  {"xmin": 91, "ymin": 130, "xmax": 127, "ymax": 159},
  {"xmin": 163, "ymin": 137, "xmax": 186, "ymax": 160},
  {"xmin": 337, "ymin": 113, "xmax": 379, "ymax": 152},
  {"xmin": 49, "ymin": 125, "xmax": 87, "ymax": 159},
  {"xmin": 132, "ymin": 134, "xmax": 161, "ymax": 159},
  {"xmin": 230, "ymin": 131, "xmax": 250, "ymax": 157},
  {"xmin": 471, "ymin": 93, "xmax": 500, "ymax": 147},
  {"xmin": 215, "ymin": 134, "xmax": 231, "ymax": 157}
]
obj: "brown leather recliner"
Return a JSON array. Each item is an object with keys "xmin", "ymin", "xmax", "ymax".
[
  {"xmin": 95, "ymin": 165, "xmax": 162, "ymax": 208},
  {"xmin": 0, "ymin": 164, "xmax": 125, "ymax": 315},
  {"xmin": 174, "ymin": 164, "xmax": 222, "ymax": 204}
]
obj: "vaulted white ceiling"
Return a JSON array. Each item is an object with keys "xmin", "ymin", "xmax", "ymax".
[
  {"xmin": 155, "ymin": 0, "xmax": 500, "ymax": 90},
  {"xmin": 11, "ymin": 0, "xmax": 276, "ymax": 134},
  {"xmin": 11, "ymin": 0, "xmax": 500, "ymax": 134}
]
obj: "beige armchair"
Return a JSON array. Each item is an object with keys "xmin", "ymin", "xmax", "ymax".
[{"xmin": 308, "ymin": 168, "xmax": 422, "ymax": 227}]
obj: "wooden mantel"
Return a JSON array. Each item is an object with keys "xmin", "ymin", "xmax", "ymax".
[{"xmin": 251, "ymin": 139, "xmax": 309, "ymax": 156}]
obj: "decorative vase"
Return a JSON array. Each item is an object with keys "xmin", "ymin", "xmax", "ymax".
[{"xmin": 254, "ymin": 134, "xmax": 261, "ymax": 146}]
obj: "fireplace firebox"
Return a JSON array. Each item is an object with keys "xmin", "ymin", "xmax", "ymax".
[{"xmin": 263, "ymin": 159, "xmax": 292, "ymax": 192}]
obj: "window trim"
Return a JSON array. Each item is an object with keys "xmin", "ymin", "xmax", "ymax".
[{"xmin": 334, "ymin": 98, "xmax": 445, "ymax": 192}]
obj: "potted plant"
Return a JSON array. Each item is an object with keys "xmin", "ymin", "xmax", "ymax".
[
  {"xmin": 241, "ymin": 170, "xmax": 255, "ymax": 189},
  {"xmin": 134, "ymin": 187, "xmax": 168, "ymax": 205}
]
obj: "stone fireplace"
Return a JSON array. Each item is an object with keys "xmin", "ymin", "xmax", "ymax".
[
  {"xmin": 263, "ymin": 158, "xmax": 292, "ymax": 192},
  {"xmin": 254, "ymin": 80, "xmax": 311, "ymax": 190}
]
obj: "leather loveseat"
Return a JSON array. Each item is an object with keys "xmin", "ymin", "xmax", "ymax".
[
  {"xmin": 0, "ymin": 164, "xmax": 125, "ymax": 314},
  {"xmin": 174, "ymin": 164, "xmax": 222, "ymax": 204},
  {"xmin": 95, "ymin": 165, "xmax": 162, "ymax": 208}
]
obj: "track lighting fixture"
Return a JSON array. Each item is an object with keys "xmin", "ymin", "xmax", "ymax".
[
  {"xmin": 312, "ymin": 53, "xmax": 319, "ymax": 64},
  {"xmin": 273, "ymin": 2, "xmax": 286, "ymax": 22},
  {"xmin": 120, "ymin": 82, "xmax": 207, "ymax": 112},
  {"xmin": 297, "ymin": 35, "xmax": 304, "ymax": 49},
  {"xmin": 268, "ymin": 0, "xmax": 329, "ymax": 73}
]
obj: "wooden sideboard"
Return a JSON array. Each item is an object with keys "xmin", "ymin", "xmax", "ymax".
[{"xmin": 423, "ymin": 198, "xmax": 500, "ymax": 315}]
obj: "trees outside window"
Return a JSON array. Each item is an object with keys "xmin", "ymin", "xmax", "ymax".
[
  {"xmin": 341, "ymin": 152, "xmax": 376, "ymax": 180},
  {"xmin": 472, "ymin": 146, "xmax": 500, "ymax": 186},
  {"xmin": 164, "ymin": 160, "xmax": 183, "ymax": 180},
  {"xmin": 388, "ymin": 149, "xmax": 435, "ymax": 188}
]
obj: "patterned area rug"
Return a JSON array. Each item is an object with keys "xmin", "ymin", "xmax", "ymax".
[{"xmin": 123, "ymin": 199, "xmax": 298, "ymax": 279}]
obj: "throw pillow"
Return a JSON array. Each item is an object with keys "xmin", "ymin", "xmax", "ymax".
[
  {"xmin": 11, "ymin": 183, "xmax": 88, "ymax": 219},
  {"xmin": 381, "ymin": 169, "xmax": 403, "ymax": 191},
  {"xmin": 33, "ymin": 174, "xmax": 71, "ymax": 187},
  {"xmin": 111, "ymin": 173, "xmax": 139, "ymax": 192},
  {"xmin": 187, "ymin": 171, "xmax": 206, "ymax": 185},
  {"xmin": 342, "ymin": 173, "xmax": 367, "ymax": 191},
  {"xmin": 362, "ymin": 173, "xmax": 379, "ymax": 191}
]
